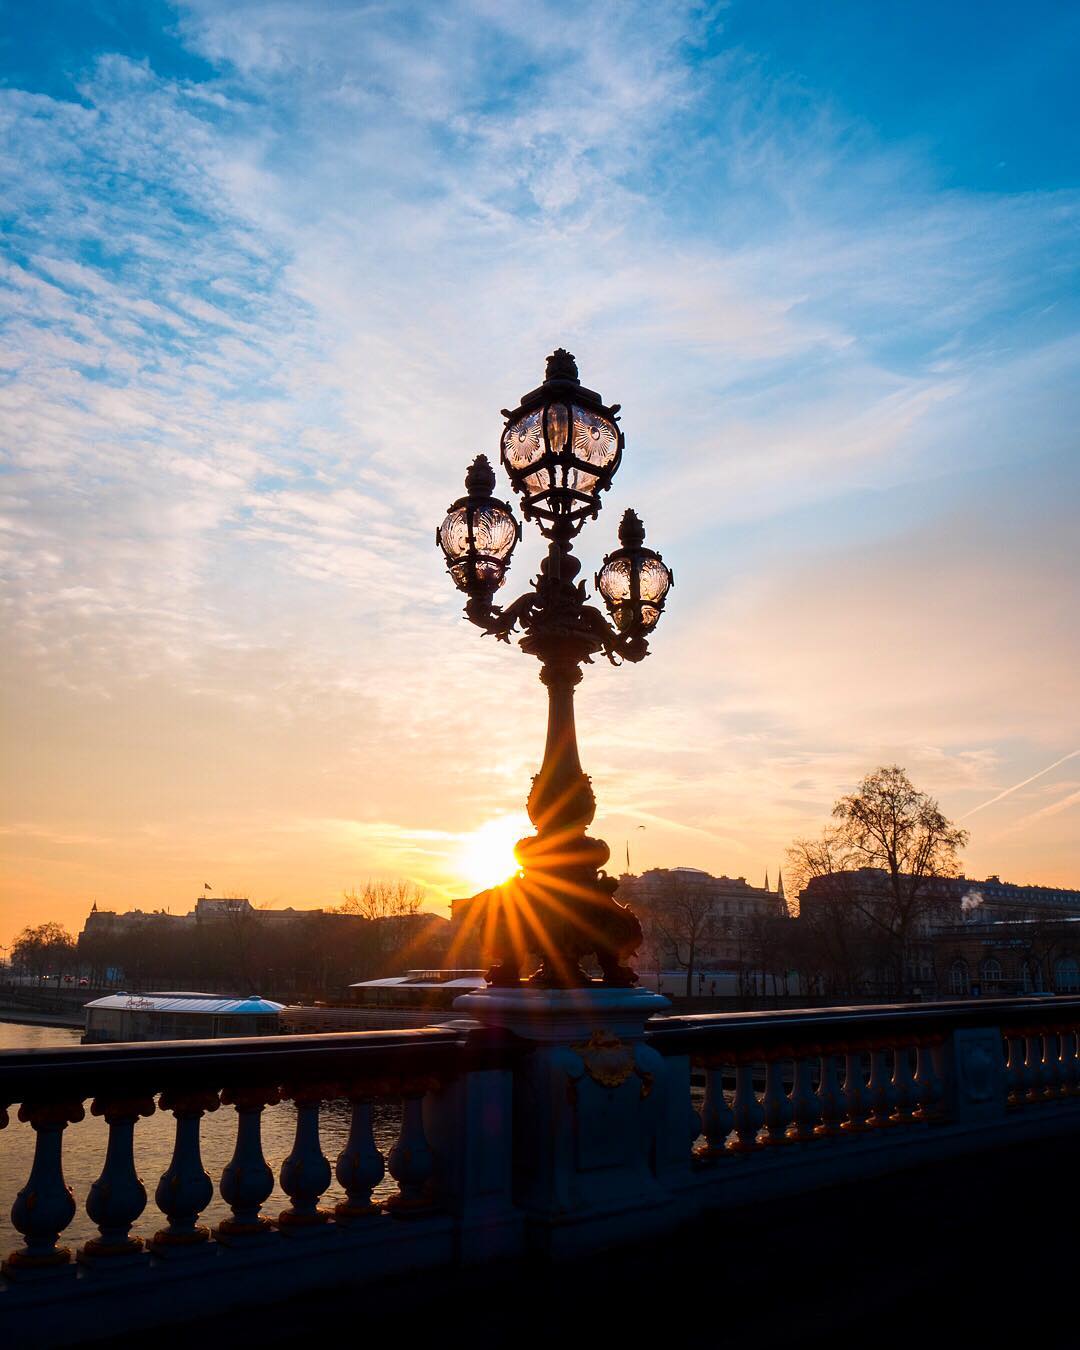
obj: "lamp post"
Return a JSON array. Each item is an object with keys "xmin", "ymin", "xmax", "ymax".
[{"xmin": 437, "ymin": 350, "xmax": 673, "ymax": 989}]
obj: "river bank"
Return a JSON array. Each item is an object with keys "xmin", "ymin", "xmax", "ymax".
[{"xmin": 0, "ymin": 1008, "xmax": 83, "ymax": 1029}]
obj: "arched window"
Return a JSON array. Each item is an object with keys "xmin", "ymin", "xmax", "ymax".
[
  {"xmin": 949, "ymin": 959, "xmax": 969, "ymax": 995},
  {"xmin": 979, "ymin": 958, "xmax": 1003, "ymax": 991},
  {"xmin": 1054, "ymin": 958, "xmax": 1080, "ymax": 993}
]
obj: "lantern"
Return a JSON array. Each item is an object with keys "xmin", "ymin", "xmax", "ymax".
[
  {"xmin": 500, "ymin": 349, "xmax": 622, "ymax": 535},
  {"xmin": 596, "ymin": 508, "xmax": 673, "ymax": 634},
  {"xmin": 436, "ymin": 454, "xmax": 520, "ymax": 596}
]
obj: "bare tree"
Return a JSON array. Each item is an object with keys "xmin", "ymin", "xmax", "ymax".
[
  {"xmin": 786, "ymin": 834, "xmax": 873, "ymax": 995},
  {"xmin": 1018, "ymin": 915, "xmax": 1070, "ymax": 993},
  {"xmin": 742, "ymin": 912, "xmax": 794, "ymax": 1002},
  {"xmin": 790, "ymin": 765, "xmax": 968, "ymax": 997},
  {"xmin": 336, "ymin": 880, "xmax": 423, "ymax": 920},
  {"xmin": 637, "ymin": 882, "xmax": 717, "ymax": 997}
]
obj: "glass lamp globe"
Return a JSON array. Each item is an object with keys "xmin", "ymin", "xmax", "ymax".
[
  {"xmin": 596, "ymin": 508, "xmax": 673, "ymax": 633},
  {"xmin": 437, "ymin": 454, "xmax": 520, "ymax": 595},
  {"xmin": 500, "ymin": 349, "xmax": 622, "ymax": 536}
]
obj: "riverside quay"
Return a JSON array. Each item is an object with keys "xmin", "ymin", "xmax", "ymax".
[{"xmin": 3, "ymin": 991, "xmax": 1080, "ymax": 1344}]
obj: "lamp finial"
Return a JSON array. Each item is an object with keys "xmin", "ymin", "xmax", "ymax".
[
  {"xmin": 618, "ymin": 508, "xmax": 645, "ymax": 548},
  {"xmin": 465, "ymin": 453, "xmax": 496, "ymax": 497},
  {"xmin": 545, "ymin": 348, "xmax": 579, "ymax": 383}
]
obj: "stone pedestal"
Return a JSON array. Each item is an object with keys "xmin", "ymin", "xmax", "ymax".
[
  {"xmin": 944, "ymin": 1026, "xmax": 1008, "ymax": 1124},
  {"xmin": 453, "ymin": 986, "xmax": 673, "ymax": 1257}
]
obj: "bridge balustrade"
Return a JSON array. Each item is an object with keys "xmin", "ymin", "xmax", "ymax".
[{"xmin": 2, "ymin": 998, "xmax": 1079, "ymax": 1345}]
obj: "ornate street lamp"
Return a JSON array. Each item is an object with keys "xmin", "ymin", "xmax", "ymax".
[{"xmin": 437, "ymin": 350, "xmax": 674, "ymax": 988}]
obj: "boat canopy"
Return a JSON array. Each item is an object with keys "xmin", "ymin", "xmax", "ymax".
[{"xmin": 84, "ymin": 994, "xmax": 285, "ymax": 1015}]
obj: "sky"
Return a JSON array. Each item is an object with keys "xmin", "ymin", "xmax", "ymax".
[{"xmin": 1, "ymin": 0, "xmax": 1078, "ymax": 948}]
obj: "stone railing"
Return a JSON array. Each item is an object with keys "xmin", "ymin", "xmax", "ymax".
[
  {"xmin": 3, "ymin": 994, "xmax": 1080, "ymax": 1345},
  {"xmin": 642, "ymin": 995, "xmax": 1080, "ymax": 1219}
]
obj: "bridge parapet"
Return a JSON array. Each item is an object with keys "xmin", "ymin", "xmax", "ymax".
[{"xmin": 2, "ymin": 997, "xmax": 1078, "ymax": 1344}]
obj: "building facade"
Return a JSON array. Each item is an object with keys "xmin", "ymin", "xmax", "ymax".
[
  {"xmin": 615, "ymin": 866, "xmax": 789, "ymax": 993},
  {"xmin": 797, "ymin": 869, "xmax": 1080, "ymax": 997},
  {"xmin": 930, "ymin": 917, "xmax": 1080, "ymax": 997}
]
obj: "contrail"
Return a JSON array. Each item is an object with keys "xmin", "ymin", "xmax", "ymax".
[
  {"xmin": 962, "ymin": 749, "xmax": 1080, "ymax": 819},
  {"xmin": 1021, "ymin": 787, "xmax": 1080, "ymax": 826}
]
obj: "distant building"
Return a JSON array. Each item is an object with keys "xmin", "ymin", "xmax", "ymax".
[
  {"xmin": 929, "ymin": 917, "xmax": 1080, "ymax": 997},
  {"xmin": 797, "ymin": 868, "xmax": 1080, "ymax": 996},
  {"xmin": 618, "ymin": 866, "xmax": 786, "ymax": 920},
  {"xmin": 799, "ymin": 869, "xmax": 1080, "ymax": 928},
  {"xmin": 79, "ymin": 896, "xmax": 359, "ymax": 955},
  {"xmin": 82, "ymin": 896, "xmax": 322, "ymax": 936},
  {"xmin": 611, "ymin": 866, "xmax": 791, "ymax": 997}
]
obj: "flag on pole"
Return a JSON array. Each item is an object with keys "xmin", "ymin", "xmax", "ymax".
[{"xmin": 203, "ymin": 882, "xmax": 212, "ymax": 892}]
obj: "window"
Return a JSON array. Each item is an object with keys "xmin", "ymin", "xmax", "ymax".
[
  {"xmin": 1054, "ymin": 958, "xmax": 1080, "ymax": 993},
  {"xmin": 949, "ymin": 959, "xmax": 969, "ymax": 995},
  {"xmin": 979, "ymin": 958, "xmax": 1003, "ymax": 991},
  {"xmin": 1021, "ymin": 961, "xmax": 1044, "ymax": 993}
]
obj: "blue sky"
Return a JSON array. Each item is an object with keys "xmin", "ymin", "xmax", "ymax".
[{"xmin": 1, "ymin": 0, "xmax": 1078, "ymax": 940}]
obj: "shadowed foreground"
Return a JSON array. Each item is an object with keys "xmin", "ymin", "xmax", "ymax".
[{"xmin": 102, "ymin": 1127, "xmax": 1075, "ymax": 1350}]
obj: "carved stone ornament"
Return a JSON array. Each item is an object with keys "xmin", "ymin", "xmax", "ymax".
[{"xmin": 571, "ymin": 1029, "xmax": 636, "ymax": 1090}]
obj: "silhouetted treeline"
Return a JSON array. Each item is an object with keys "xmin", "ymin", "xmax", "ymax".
[
  {"xmin": 9, "ymin": 922, "xmax": 78, "ymax": 977},
  {"xmin": 76, "ymin": 910, "xmax": 450, "ymax": 1000}
]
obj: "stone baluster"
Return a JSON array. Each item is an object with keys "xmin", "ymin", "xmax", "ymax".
[
  {"xmin": 866, "ymin": 1044, "xmax": 898, "ymax": 1128},
  {"xmin": 153, "ymin": 1089, "xmax": 221, "ymax": 1252},
  {"xmin": 814, "ymin": 1048, "xmax": 844, "ymax": 1137},
  {"xmin": 727, "ymin": 1055, "xmax": 764, "ymax": 1153},
  {"xmin": 786, "ymin": 1048, "xmax": 821, "ymax": 1142},
  {"xmin": 278, "ymin": 1083, "xmax": 334, "ymax": 1231},
  {"xmin": 1023, "ymin": 1029, "xmax": 1045, "ymax": 1103},
  {"xmin": 335, "ymin": 1087, "xmax": 387, "ymax": 1220},
  {"xmin": 694, "ymin": 1059, "xmax": 734, "ymax": 1161},
  {"xmin": 840, "ymin": 1044, "xmax": 872, "ymax": 1132},
  {"xmin": 1060, "ymin": 1027, "xmax": 1080, "ymax": 1097},
  {"xmin": 761, "ymin": 1052, "xmax": 792, "ymax": 1145},
  {"xmin": 912, "ymin": 1036, "xmax": 944, "ymax": 1122},
  {"xmin": 1041, "ymin": 1029, "xmax": 1062, "ymax": 1099},
  {"xmin": 2, "ymin": 1100, "xmax": 84, "ymax": 1277},
  {"xmin": 80, "ymin": 1096, "xmax": 156, "ymax": 1262},
  {"xmin": 890, "ymin": 1042, "xmax": 918, "ymax": 1125},
  {"xmin": 385, "ymin": 1078, "xmax": 438, "ymax": 1216},
  {"xmin": 1004, "ymin": 1031, "xmax": 1026, "ymax": 1107},
  {"xmin": 215, "ymin": 1085, "xmax": 281, "ymax": 1241}
]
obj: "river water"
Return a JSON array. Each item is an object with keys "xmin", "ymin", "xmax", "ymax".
[{"xmin": 0, "ymin": 1022, "xmax": 403, "ymax": 1249}]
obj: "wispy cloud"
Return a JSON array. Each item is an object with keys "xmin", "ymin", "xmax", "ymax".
[
  {"xmin": 1, "ymin": 1, "xmax": 1078, "ymax": 941},
  {"xmin": 1019, "ymin": 788, "xmax": 1080, "ymax": 827}
]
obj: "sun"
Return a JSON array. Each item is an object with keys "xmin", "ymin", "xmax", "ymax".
[{"xmin": 457, "ymin": 814, "xmax": 529, "ymax": 893}]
